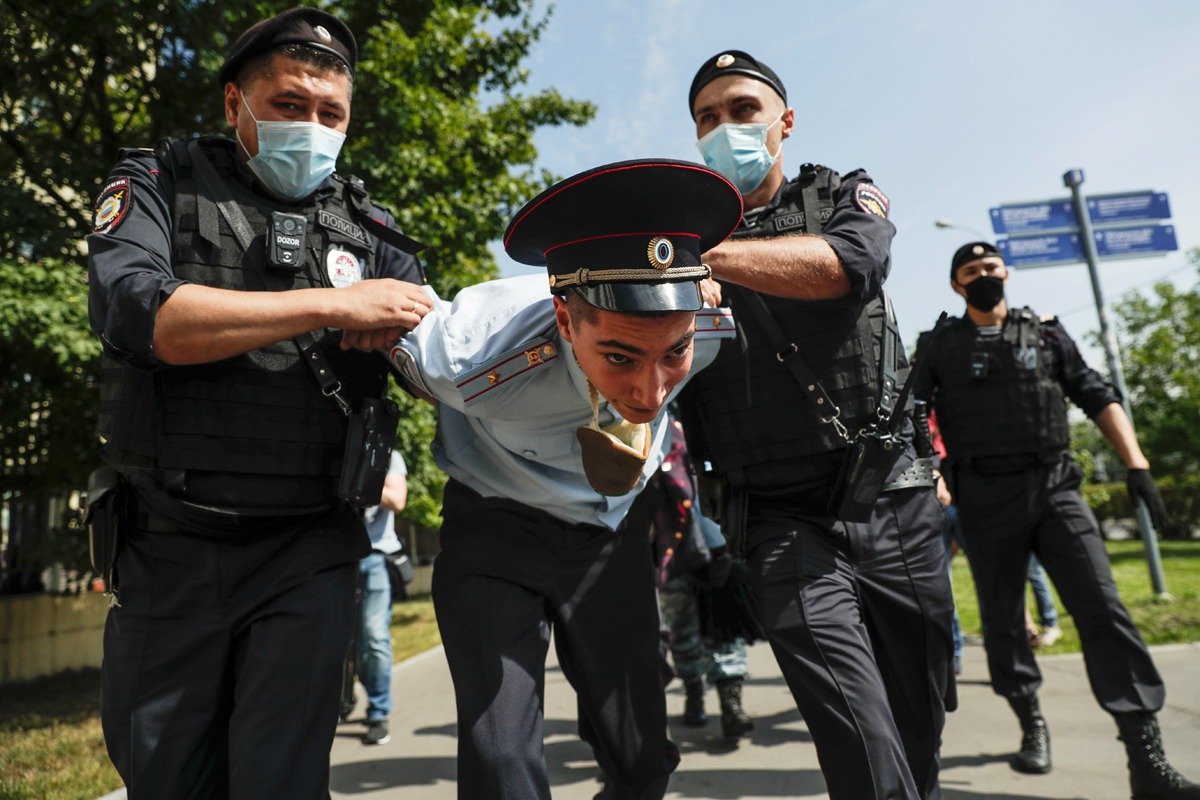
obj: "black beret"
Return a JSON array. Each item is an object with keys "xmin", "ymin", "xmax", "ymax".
[
  {"xmin": 504, "ymin": 159, "xmax": 743, "ymax": 313},
  {"xmin": 689, "ymin": 50, "xmax": 787, "ymax": 114},
  {"xmin": 218, "ymin": 7, "xmax": 356, "ymax": 86},
  {"xmin": 950, "ymin": 241, "xmax": 1003, "ymax": 279}
]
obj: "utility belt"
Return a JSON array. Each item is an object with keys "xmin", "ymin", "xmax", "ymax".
[
  {"xmin": 954, "ymin": 450, "xmax": 1065, "ymax": 476},
  {"xmin": 715, "ymin": 455, "xmax": 937, "ymax": 555}
]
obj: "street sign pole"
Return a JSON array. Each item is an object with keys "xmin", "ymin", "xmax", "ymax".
[{"xmin": 1063, "ymin": 169, "xmax": 1169, "ymax": 599}]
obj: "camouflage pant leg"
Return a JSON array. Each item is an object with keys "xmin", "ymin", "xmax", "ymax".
[
  {"xmin": 708, "ymin": 637, "xmax": 749, "ymax": 683},
  {"xmin": 659, "ymin": 576, "xmax": 711, "ymax": 684}
]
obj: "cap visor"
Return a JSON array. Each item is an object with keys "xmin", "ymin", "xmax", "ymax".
[{"xmin": 573, "ymin": 281, "xmax": 703, "ymax": 313}]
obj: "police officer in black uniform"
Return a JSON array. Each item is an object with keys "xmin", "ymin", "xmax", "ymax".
[
  {"xmin": 916, "ymin": 241, "xmax": 1200, "ymax": 800},
  {"xmin": 86, "ymin": 8, "xmax": 428, "ymax": 798},
  {"xmin": 676, "ymin": 51, "xmax": 955, "ymax": 800}
]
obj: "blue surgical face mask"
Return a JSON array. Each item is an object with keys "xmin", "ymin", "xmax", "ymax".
[
  {"xmin": 695, "ymin": 114, "xmax": 784, "ymax": 196},
  {"xmin": 238, "ymin": 92, "xmax": 346, "ymax": 200}
]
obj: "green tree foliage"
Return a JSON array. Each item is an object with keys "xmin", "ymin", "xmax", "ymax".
[
  {"xmin": 1110, "ymin": 250, "xmax": 1200, "ymax": 479},
  {"xmin": 0, "ymin": 1, "xmax": 594, "ymax": 528}
]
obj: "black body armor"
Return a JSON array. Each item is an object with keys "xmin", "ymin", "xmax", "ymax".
[
  {"xmin": 930, "ymin": 309, "xmax": 1070, "ymax": 460},
  {"xmin": 681, "ymin": 165, "xmax": 902, "ymax": 490},
  {"xmin": 99, "ymin": 137, "xmax": 389, "ymax": 508}
]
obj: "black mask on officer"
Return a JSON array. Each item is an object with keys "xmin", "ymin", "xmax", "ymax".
[{"xmin": 963, "ymin": 275, "xmax": 1005, "ymax": 312}]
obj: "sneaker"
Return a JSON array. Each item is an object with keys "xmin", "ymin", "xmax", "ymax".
[
  {"xmin": 1036, "ymin": 626, "xmax": 1063, "ymax": 648},
  {"xmin": 364, "ymin": 720, "xmax": 391, "ymax": 746}
]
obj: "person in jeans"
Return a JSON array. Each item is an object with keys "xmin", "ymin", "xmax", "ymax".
[{"xmin": 358, "ymin": 450, "xmax": 408, "ymax": 745}]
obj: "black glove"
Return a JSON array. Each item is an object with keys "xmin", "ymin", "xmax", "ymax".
[
  {"xmin": 1126, "ymin": 468, "xmax": 1173, "ymax": 536},
  {"xmin": 692, "ymin": 548, "xmax": 734, "ymax": 588}
]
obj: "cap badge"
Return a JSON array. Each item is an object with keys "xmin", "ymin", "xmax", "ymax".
[
  {"xmin": 313, "ymin": 25, "xmax": 332, "ymax": 43},
  {"xmin": 716, "ymin": 53, "xmax": 735, "ymax": 68},
  {"xmin": 972, "ymin": 245, "xmax": 985, "ymax": 256},
  {"xmin": 647, "ymin": 237, "xmax": 675, "ymax": 270}
]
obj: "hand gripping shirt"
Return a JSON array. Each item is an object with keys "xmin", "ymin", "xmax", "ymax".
[{"xmin": 391, "ymin": 274, "xmax": 735, "ymax": 530}]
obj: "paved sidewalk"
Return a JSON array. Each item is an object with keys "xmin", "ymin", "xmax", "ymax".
[{"xmin": 330, "ymin": 639, "xmax": 1200, "ymax": 800}]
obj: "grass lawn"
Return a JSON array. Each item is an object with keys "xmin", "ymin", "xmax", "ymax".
[
  {"xmin": 0, "ymin": 595, "xmax": 439, "ymax": 800},
  {"xmin": 950, "ymin": 539, "xmax": 1200, "ymax": 653}
]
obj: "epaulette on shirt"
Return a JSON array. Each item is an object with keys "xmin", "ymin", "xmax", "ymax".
[
  {"xmin": 695, "ymin": 307, "xmax": 736, "ymax": 338},
  {"xmin": 1039, "ymin": 314, "xmax": 1059, "ymax": 325},
  {"xmin": 457, "ymin": 335, "xmax": 560, "ymax": 409}
]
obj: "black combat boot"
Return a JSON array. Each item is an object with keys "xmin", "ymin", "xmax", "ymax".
[
  {"xmin": 1006, "ymin": 694, "xmax": 1052, "ymax": 774},
  {"xmin": 682, "ymin": 680, "xmax": 707, "ymax": 727},
  {"xmin": 1116, "ymin": 712, "xmax": 1200, "ymax": 799},
  {"xmin": 716, "ymin": 678, "xmax": 754, "ymax": 741}
]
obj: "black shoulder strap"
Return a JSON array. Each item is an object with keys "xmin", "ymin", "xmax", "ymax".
[
  {"xmin": 338, "ymin": 175, "xmax": 427, "ymax": 258},
  {"xmin": 184, "ymin": 140, "xmax": 355, "ymax": 416},
  {"xmin": 785, "ymin": 164, "xmax": 841, "ymax": 234}
]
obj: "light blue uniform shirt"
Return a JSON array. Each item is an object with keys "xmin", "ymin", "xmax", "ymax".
[{"xmin": 390, "ymin": 274, "xmax": 735, "ymax": 530}]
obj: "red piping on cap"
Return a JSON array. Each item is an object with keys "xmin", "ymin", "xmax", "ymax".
[{"xmin": 543, "ymin": 231, "xmax": 700, "ymax": 257}]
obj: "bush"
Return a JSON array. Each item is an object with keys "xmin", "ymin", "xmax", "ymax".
[{"xmin": 1083, "ymin": 474, "xmax": 1200, "ymax": 539}]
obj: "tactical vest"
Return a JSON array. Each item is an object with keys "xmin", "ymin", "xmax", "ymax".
[
  {"xmin": 931, "ymin": 309, "xmax": 1071, "ymax": 460},
  {"xmin": 682, "ymin": 165, "xmax": 901, "ymax": 490},
  {"xmin": 99, "ymin": 137, "xmax": 389, "ymax": 508}
]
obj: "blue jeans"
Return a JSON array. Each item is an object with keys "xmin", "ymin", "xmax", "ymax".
[
  {"xmin": 942, "ymin": 504, "xmax": 965, "ymax": 661},
  {"xmin": 357, "ymin": 553, "xmax": 393, "ymax": 722},
  {"xmin": 1027, "ymin": 554, "xmax": 1059, "ymax": 628}
]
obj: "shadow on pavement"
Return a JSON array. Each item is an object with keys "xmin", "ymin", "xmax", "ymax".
[
  {"xmin": 330, "ymin": 738, "xmax": 605, "ymax": 794},
  {"xmin": 664, "ymin": 768, "xmax": 828, "ymax": 797}
]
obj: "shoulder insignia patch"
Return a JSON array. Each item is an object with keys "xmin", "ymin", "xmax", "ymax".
[
  {"xmin": 456, "ymin": 337, "xmax": 559, "ymax": 407},
  {"xmin": 388, "ymin": 343, "xmax": 435, "ymax": 402},
  {"xmin": 854, "ymin": 183, "xmax": 890, "ymax": 218},
  {"xmin": 695, "ymin": 307, "xmax": 736, "ymax": 339},
  {"xmin": 93, "ymin": 177, "xmax": 132, "ymax": 234},
  {"xmin": 1039, "ymin": 314, "xmax": 1059, "ymax": 324}
]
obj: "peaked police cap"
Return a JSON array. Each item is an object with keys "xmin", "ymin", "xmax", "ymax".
[{"xmin": 503, "ymin": 159, "xmax": 743, "ymax": 313}]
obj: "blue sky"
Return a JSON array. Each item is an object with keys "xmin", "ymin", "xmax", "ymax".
[{"xmin": 492, "ymin": 0, "xmax": 1200, "ymax": 364}]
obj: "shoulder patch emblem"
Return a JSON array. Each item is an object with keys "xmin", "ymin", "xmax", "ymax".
[
  {"xmin": 1039, "ymin": 314, "xmax": 1058, "ymax": 324},
  {"xmin": 854, "ymin": 183, "xmax": 890, "ymax": 218},
  {"xmin": 93, "ymin": 177, "xmax": 132, "ymax": 234},
  {"xmin": 388, "ymin": 342, "xmax": 435, "ymax": 402}
]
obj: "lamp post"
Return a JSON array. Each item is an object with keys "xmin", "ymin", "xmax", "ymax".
[{"xmin": 934, "ymin": 218, "xmax": 989, "ymax": 240}]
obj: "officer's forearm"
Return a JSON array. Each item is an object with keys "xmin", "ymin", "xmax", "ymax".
[
  {"xmin": 702, "ymin": 236, "xmax": 851, "ymax": 300},
  {"xmin": 153, "ymin": 284, "xmax": 338, "ymax": 365},
  {"xmin": 1094, "ymin": 403, "xmax": 1150, "ymax": 470}
]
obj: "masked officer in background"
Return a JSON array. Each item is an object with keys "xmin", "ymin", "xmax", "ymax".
[
  {"xmin": 675, "ymin": 51, "xmax": 955, "ymax": 800},
  {"xmin": 388, "ymin": 159, "xmax": 741, "ymax": 800},
  {"xmin": 915, "ymin": 242, "xmax": 1199, "ymax": 800},
  {"xmin": 86, "ymin": 8, "xmax": 428, "ymax": 797}
]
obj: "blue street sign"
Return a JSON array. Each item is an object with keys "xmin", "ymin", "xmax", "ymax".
[
  {"xmin": 1086, "ymin": 192, "xmax": 1171, "ymax": 225},
  {"xmin": 996, "ymin": 232, "xmax": 1083, "ymax": 268},
  {"xmin": 990, "ymin": 199, "xmax": 1076, "ymax": 235},
  {"xmin": 1094, "ymin": 224, "xmax": 1178, "ymax": 258}
]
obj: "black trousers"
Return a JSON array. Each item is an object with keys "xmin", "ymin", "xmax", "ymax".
[
  {"xmin": 432, "ymin": 480, "xmax": 678, "ymax": 800},
  {"xmin": 101, "ymin": 522, "xmax": 358, "ymax": 800},
  {"xmin": 953, "ymin": 455, "xmax": 1164, "ymax": 714},
  {"xmin": 745, "ymin": 481, "xmax": 954, "ymax": 800}
]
